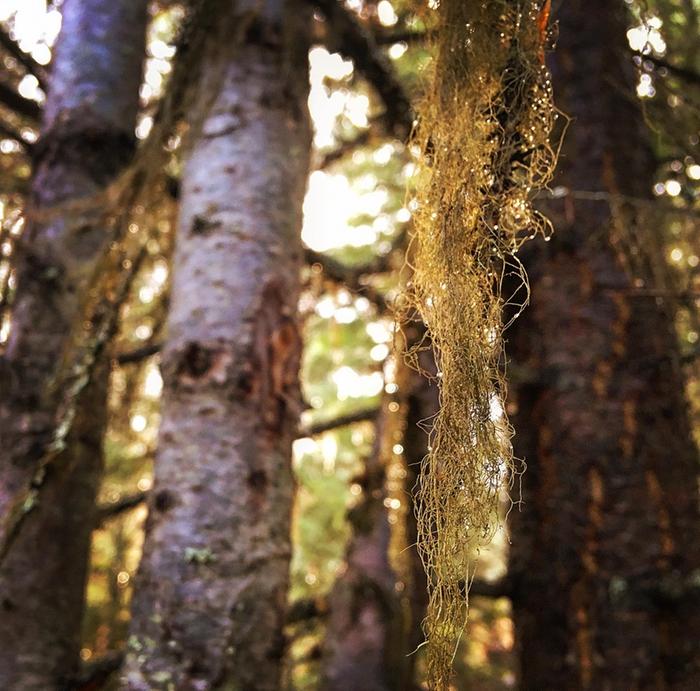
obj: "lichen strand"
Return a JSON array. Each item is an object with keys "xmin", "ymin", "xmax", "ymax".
[{"xmin": 399, "ymin": 2, "xmax": 558, "ymax": 686}]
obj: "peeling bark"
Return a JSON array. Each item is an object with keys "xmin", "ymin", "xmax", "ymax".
[
  {"xmin": 123, "ymin": 3, "xmax": 311, "ymax": 689},
  {"xmin": 508, "ymin": 2, "xmax": 700, "ymax": 688},
  {"xmin": 0, "ymin": 1, "xmax": 147, "ymax": 688}
]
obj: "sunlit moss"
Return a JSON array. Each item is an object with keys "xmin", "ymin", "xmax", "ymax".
[{"xmin": 398, "ymin": 1, "xmax": 559, "ymax": 686}]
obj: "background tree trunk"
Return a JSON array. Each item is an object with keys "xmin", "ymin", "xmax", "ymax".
[
  {"xmin": 123, "ymin": 2, "xmax": 311, "ymax": 688},
  {"xmin": 0, "ymin": 1, "xmax": 147, "ymax": 687},
  {"xmin": 321, "ymin": 396, "xmax": 406, "ymax": 691},
  {"xmin": 508, "ymin": 1, "xmax": 700, "ymax": 688},
  {"xmin": 402, "ymin": 340, "xmax": 438, "ymax": 687}
]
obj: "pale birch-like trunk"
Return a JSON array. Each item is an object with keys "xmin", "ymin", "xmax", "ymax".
[
  {"xmin": 123, "ymin": 2, "xmax": 311, "ymax": 688},
  {"xmin": 0, "ymin": 1, "xmax": 147, "ymax": 687}
]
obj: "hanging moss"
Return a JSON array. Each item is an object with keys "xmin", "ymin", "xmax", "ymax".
[{"xmin": 398, "ymin": 1, "xmax": 559, "ymax": 687}]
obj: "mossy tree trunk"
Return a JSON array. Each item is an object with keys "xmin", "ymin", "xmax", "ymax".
[
  {"xmin": 0, "ymin": 0, "xmax": 147, "ymax": 687},
  {"xmin": 122, "ymin": 2, "xmax": 311, "ymax": 689},
  {"xmin": 508, "ymin": 1, "xmax": 700, "ymax": 688}
]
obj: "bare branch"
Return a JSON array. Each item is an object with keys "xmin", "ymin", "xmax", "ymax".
[
  {"xmin": 310, "ymin": 0, "xmax": 413, "ymax": 138},
  {"xmin": 314, "ymin": 127, "xmax": 374, "ymax": 170},
  {"xmin": 115, "ymin": 341, "xmax": 162, "ymax": 365},
  {"xmin": 92, "ymin": 409, "xmax": 382, "ymax": 527},
  {"xmin": 112, "ymin": 245, "xmax": 396, "ymax": 365},
  {"xmin": 468, "ymin": 577, "xmax": 511, "ymax": 599},
  {"xmin": 299, "ymin": 406, "xmax": 379, "ymax": 437},
  {"xmin": 374, "ymin": 28, "xmax": 432, "ymax": 46},
  {"xmin": 96, "ymin": 490, "xmax": 149, "ymax": 524},
  {"xmin": 0, "ymin": 80, "xmax": 41, "ymax": 122},
  {"xmin": 0, "ymin": 28, "xmax": 48, "ymax": 89},
  {"xmin": 634, "ymin": 51, "xmax": 700, "ymax": 87},
  {"xmin": 305, "ymin": 248, "xmax": 392, "ymax": 286},
  {"xmin": 0, "ymin": 120, "xmax": 33, "ymax": 153}
]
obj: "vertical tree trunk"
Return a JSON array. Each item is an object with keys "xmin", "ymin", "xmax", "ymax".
[
  {"xmin": 321, "ymin": 398, "xmax": 406, "ymax": 691},
  {"xmin": 0, "ymin": 1, "xmax": 147, "ymax": 687},
  {"xmin": 123, "ymin": 3, "xmax": 311, "ymax": 689},
  {"xmin": 508, "ymin": 2, "xmax": 700, "ymax": 688},
  {"xmin": 402, "ymin": 339, "xmax": 438, "ymax": 688}
]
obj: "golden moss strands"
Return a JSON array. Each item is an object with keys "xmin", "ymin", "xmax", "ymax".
[{"xmin": 398, "ymin": 1, "xmax": 560, "ymax": 687}]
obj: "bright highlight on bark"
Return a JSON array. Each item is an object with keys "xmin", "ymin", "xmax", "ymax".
[{"xmin": 398, "ymin": 1, "xmax": 559, "ymax": 686}]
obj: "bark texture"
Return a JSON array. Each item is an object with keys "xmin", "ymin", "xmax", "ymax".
[
  {"xmin": 0, "ymin": 1, "xmax": 147, "ymax": 688},
  {"xmin": 402, "ymin": 347, "xmax": 438, "ymax": 688},
  {"xmin": 321, "ymin": 398, "xmax": 406, "ymax": 691},
  {"xmin": 123, "ymin": 3, "xmax": 311, "ymax": 689},
  {"xmin": 508, "ymin": 2, "xmax": 700, "ymax": 689}
]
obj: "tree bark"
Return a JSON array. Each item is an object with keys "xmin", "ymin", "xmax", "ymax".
[
  {"xmin": 402, "ymin": 347, "xmax": 438, "ymax": 688},
  {"xmin": 508, "ymin": 2, "xmax": 700, "ymax": 689},
  {"xmin": 122, "ymin": 2, "xmax": 311, "ymax": 689},
  {"xmin": 0, "ymin": 1, "xmax": 147, "ymax": 688}
]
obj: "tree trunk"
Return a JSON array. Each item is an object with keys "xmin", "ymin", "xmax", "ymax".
[
  {"xmin": 122, "ymin": 3, "xmax": 311, "ymax": 689},
  {"xmin": 508, "ymin": 2, "xmax": 700, "ymax": 689},
  {"xmin": 321, "ymin": 397, "xmax": 406, "ymax": 691},
  {"xmin": 402, "ymin": 341, "xmax": 438, "ymax": 688},
  {"xmin": 0, "ymin": 1, "xmax": 147, "ymax": 687}
]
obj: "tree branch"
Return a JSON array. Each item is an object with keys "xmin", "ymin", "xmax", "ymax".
[
  {"xmin": 115, "ymin": 341, "xmax": 162, "ymax": 365},
  {"xmin": 299, "ymin": 406, "xmax": 379, "ymax": 437},
  {"xmin": 92, "ymin": 409, "xmax": 382, "ymax": 524},
  {"xmin": 305, "ymin": 243, "xmax": 399, "ymax": 312},
  {"xmin": 314, "ymin": 126, "xmax": 375, "ymax": 170},
  {"xmin": 0, "ymin": 120, "xmax": 33, "ymax": 153},
  {"xmin": 96, "ymin": 490, "xmax": 149, "ymax": 523},
  {"xmin": 634, "ymin": 51, "xmax": 700, "ymax": 87},
  {"xmin": 374, "ymin": 28, "xmax": 432, "ymax": 46},
  {"xmin": 305, "ymin": 248, "xmax": 392, "ymax": 287},
  {"xmin": 468, "ymin": 577, "xmax": 511, "ymax": 599},
  {"xmin": 0, "ymin": 80, "xmax": 41, "ymax": 122},
  {"xmin": 113, "ymin": 245, "xmax": 395, "ymax": 366},
  {"xmin": 0, "ymin": 28, "xmax": 48, "ymax": 89},
  {"xmin": 310, "ymin": 0, "xmax": 413, "ymax": 138}
]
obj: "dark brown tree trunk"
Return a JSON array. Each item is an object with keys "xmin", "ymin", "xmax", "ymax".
[
  {"xmin": 0, "ymin": 1, "xmax": 147, "ymax": 688},
  {"xmin": 122, "ymin": 3, "xmax": 311, "ymax": 689},
  {"xmin": 402, "ymin": 342, "xmax": 438, "ymax": 687},
  {"xmin": 508, "ymin": 2, "xmax": 700, "ymax": 689},
  {"xmin": 321, "ymin": 397, "xmax": 407, "ymax": 691}
]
